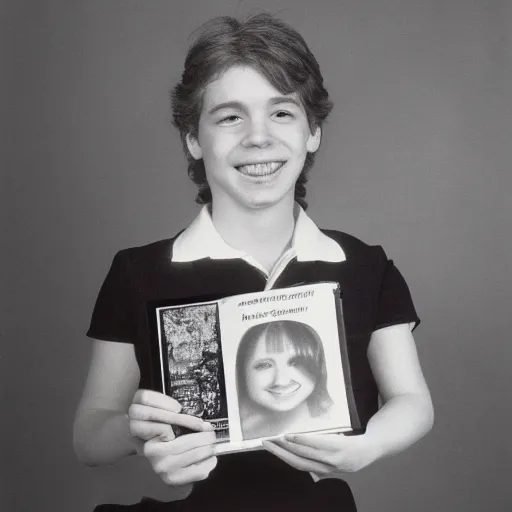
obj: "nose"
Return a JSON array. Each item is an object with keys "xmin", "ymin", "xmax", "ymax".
[
  {"xmin": 241, "ymin": 117, "xmax": 273, "ymax": 148},
  {"xmin": 272, "ymin": 364, "xmax": 293, "ymax": 387}
]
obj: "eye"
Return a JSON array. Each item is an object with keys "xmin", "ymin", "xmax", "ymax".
[
  {"xmin": 288, "ymin": 356, "xmax": 305, "ymax": 368},
  {"xmin": 218, "ymin": 114, "xmax": 242, "ymax": 126},
  {"xmin": 273, "ymin": 110, "xmax": 294, "ymax": 120},
  {"xmin": 253, "ymin": 361, "xmax": 272, "ymax": 371}
]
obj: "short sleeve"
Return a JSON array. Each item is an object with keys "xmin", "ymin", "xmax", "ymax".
[
  {"xmin": 86, "ymin": 250, "xmax": 138, "ymax": 344},
  {"xmin": 373, "ymin": 257, "xmax": 420, "ymax": 332}
]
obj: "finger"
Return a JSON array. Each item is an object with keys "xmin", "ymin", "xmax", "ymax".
[
  {"xmin": 149, "ymin": 442, "xmax": 217, "ymax": 482},
  {"xmin": 169, "ymin": 430, "xmax": 218, "ymax": 455},
  {"xmin": 262, "ymin": 440, "xmax": 332, "ymax": 475},
  {"xmin": 161, "ymin": 456, "xmax": 218, "ymax": 486},
  {"xmin": 153, "ymin": 443, "xmax": 216, "ymax": 474},
  {"xmin": 284, "ymin": 433, "xmax": 344, "ymax": 450},
  {"xmin": 270, "ymin": 438, "xmax": 336, "ymax": 467},
  {"xmin": 128, "ymin": 404, "xmax": 211, "ymax": 432},
  {"xmin": 176, "ymin": 455, "xmax": 218, "ymax": 485},
  {"xmin": 195, "ymin": 453, "xmax": 218, "ymax": 474},
  {"xmin": 145, "ymin": 430, "xmax": 217, "ymax": 457},
  {"xmin": 174, "ymin": 443, "xmax": 217, "ymax": 469},
  {"xmin": 132, "ymin": 389, "xmax": 182, "ymax": 412},
  {"xmin": 129, "ymin": 420, "xmax": 175, "ymax": 442}
]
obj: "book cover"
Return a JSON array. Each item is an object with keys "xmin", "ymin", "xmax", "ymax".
[{"xmin": 149, "ymin": 282, "xmax": 360, "ymax": 454}]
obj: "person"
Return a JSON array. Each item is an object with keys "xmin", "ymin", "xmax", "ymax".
[
  {"xmin": 73, "ymin": 13, "xmax": 434, "ymax": 512},
  {"xmin": 236, "ymin": 320, "xmax": 333, "ymax": 440}
]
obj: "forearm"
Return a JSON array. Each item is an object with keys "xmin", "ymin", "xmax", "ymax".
[
  {"xmin": 73, "ymin": 409, "xmax": 142, "ymax": 466},
  {"xmin": 364, "ymin": 392, "xmax": 434, "ymax": 460}
]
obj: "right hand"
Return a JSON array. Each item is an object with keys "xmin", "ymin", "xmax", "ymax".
[{"xmin": 128, "ymin": 389, "xmax": 218, "ymax": 485}]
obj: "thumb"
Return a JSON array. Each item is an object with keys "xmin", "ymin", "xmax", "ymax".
[{"xmin": 158, "ymin": 424, "xmax": 176, "ymax": 442}]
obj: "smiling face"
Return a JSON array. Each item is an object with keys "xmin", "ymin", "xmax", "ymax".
[
  {"xmin": 186, "ymin": 66, "xmax": 321, "ymax": 212},
  {"xmin": 244, "ymin": 335, "xmax": 317, "ymax": 413}
]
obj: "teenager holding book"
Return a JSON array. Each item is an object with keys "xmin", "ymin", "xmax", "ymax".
[{"xmin": 74, "ymin": 13, "xmax": 434, "ymax": 511}]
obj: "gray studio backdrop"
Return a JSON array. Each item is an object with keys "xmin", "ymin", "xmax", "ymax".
[{"xmin": 4, "ymin": 1, "xmax": 511, "ymax": 511}]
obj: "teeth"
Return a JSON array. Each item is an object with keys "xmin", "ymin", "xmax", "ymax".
[
  {"xmin": 268, "ymin": 384, "xmax": 300, "ymax": 396},
  {"xmin": 238, "ymin": 162, "xmax": 283, "ymax": 176}
]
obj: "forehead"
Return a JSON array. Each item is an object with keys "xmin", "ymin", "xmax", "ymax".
[{"xmin": 200, "ymin": 65, "xmax": 301, "ymax": 110}]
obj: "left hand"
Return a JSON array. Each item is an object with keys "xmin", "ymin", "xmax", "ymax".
[{"xmin": 263, "ymin": 433, "xmax": 382, "ymax": 478}]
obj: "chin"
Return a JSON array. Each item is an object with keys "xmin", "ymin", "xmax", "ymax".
[
  {"xmin": 239, "ymin": 191, "xmax": 295, "ymax": 210},
  {"xmin": 263, "ymin": 401, "xmax": 303, "ymax": 413}
]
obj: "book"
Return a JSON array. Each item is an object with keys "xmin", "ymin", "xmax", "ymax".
[{"xmin": 148, "ymin": 282, "xmax": 361, "ymax": 454}]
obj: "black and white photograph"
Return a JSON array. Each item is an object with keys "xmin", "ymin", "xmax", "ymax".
[
  {"xmin": 235, "ymin": 320, "xmax": 335, "ymax": 440},
  {"xmin": 5, "ymin": 1, "xmax": 510, "ymax": 511}
]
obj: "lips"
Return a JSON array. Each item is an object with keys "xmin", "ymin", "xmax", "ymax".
[
  {"xmin": 267, "ymin": 382, "xmax": 301, "ymax": 397},
  {"xmin": 236, "ymin": 161, "xmax": 285, "ymax": 177}
]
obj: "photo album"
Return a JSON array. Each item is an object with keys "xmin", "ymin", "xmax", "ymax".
[{"xmin": 148, "ymin": 282, "xmax": 361, "ymax": 454}]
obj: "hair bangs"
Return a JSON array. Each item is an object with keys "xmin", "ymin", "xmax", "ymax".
[{"xmin": 262, "ymin": 321, "xmax": 320, "ymax": 368}]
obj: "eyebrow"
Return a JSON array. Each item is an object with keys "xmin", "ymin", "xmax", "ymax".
[
  {"xmin": 207, "ymin": 101, "xmax": 244, "ymax": 116},
  {"xmin": 251, "ymin": 358, "xmax": 273, "ymax": 367},
  {"xmin": 269, "ymin": 96, "xmax": 302, "ymax": 108},
  {"xmin": 207, "ymin": 96, "xmax": 302, "ymax": 116}
]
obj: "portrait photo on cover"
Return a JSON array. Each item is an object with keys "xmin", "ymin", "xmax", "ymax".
[{"xmin": 234, "ymin": 319, "xmax": 337, "ymax": 440}]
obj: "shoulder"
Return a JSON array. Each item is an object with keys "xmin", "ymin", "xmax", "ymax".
[
  {"xmin": 320, "ymin": 229, "xmax": 387, "ymax": 264},
  {"xmin": 102, "ymin": 236, "xmax": 184, "ymax": 289},
  {"xmin": 114, "ymin": 234, "xmax": 182, "ymax": 267}
]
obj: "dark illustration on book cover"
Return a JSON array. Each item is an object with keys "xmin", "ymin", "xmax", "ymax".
[{"xmin": 158, "ymin": 304, "xmax": 229, "ymax": 441}]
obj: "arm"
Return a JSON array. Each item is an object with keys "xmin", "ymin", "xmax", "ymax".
[
  {"xmin": 74, "ymin": 339, "xmax": 218, "ymax": 486},
  {"xmin": 73, "ymin": 339, "xmax": 142, "ymax": 466},
  {"xmin": 363, "ymin": 323, "xmax": 434, "ymax": 458},
  {"xmin": 73, "ymin": 339, "xmax": 217, "ymax": 483},
  {"xmin": 263, "ymin": 323, "xmax": 434, "ymax": 475}
]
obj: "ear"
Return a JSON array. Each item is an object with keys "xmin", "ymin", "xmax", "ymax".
[
  {"xmin": 306, "ymin": 126, "xmax": 321, "ymax": 153},
  {"xmin": 186, "ymin": 133, "xmax": 203, "ymax": 160}
]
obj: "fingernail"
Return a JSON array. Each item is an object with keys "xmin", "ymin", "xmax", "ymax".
[{"xmin": 203, "ymin": 422, "xmax": 215, "ymax": 431}]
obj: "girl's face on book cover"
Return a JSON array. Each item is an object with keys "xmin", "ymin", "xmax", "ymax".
[
  {"xmin": 244, "ymin": 336, "xmax": 316, "ymax": 413},
  {"xmin": 186, "ymin": 65, "xmax": 321, "ymax": 212}
]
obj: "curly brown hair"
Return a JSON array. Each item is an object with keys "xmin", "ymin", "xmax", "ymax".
[{"xmin": 171, "ymin": 13, "xmax": 333, "ymax": 209}]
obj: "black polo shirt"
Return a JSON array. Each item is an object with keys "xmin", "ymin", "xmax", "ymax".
[{"xmin": 87, "ymin": 226, "xmax": 419, "ymax": 512}]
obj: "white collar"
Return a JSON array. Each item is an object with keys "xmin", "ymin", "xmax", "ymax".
[{"xmin": 172, "ymin": 205, "xmax": 346, "ymax": 268}]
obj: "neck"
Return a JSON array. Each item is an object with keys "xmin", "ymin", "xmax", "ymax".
[{"xmin": 210, "ymin": 199, "xmax": 296, "ymax": 271}]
